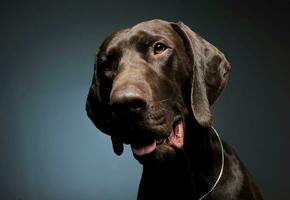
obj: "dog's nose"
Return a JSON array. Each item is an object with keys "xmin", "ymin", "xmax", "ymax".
[{"xmin": 110, "ymin": 86, "xmax": 147, "ymax": 116}]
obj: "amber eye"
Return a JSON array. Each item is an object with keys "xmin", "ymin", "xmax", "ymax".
[
  {"xmin": 98, "ymin": 59, "xmax": 113, "ymax": 78},
  {"xmin": 153, "ymin": 42, "xmax": 167, "ymax": 54},
  {"xmin": 99, "ymin": 60, "xmax": 112, "ymax": 72}
]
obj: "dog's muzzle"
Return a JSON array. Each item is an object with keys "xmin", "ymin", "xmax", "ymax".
[{"xmin": 110, "ymin": 84, "xmax": 184, "ymax": 160}]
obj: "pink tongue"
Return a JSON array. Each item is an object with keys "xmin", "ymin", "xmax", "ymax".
[{"xmin": 131, "ymin": 140, "xmax": 156, "ymax": 156}]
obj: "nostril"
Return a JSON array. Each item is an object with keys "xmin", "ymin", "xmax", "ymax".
[
  {"xmin": 111, "ymin": 97, "xmax": 147, "ymax": 117},
  {"xmin": 110, "ymin": 85, "xmax": 148, "ymax": 116},
  {"xmin": 129, "ymin": 98, "xmax": 147, "ymax": 113}
]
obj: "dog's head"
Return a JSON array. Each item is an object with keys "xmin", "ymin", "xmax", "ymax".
[{"xmin": 86, "ymin": 19, "xmax": 230, "ymax": 163}]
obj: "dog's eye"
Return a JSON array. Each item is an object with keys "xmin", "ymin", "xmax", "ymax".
[
  {"xmin": 99, "ymin": 60, "xmax": 111, "ymax": 70},
  {"xmin": 98, "ymin": 60, "xmax": 113, "ymax": 76},
  {"xmin": 153, "ymin": 42, "xmax": 167, "ymax": 54}
]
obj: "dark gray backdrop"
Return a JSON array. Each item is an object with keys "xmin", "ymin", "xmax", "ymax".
[{"xmin": 1, "ymin": 1, "xmax": 289, "ymax": 199}]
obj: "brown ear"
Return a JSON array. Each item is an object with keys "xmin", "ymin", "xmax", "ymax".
[
  {"xmin": 86, "ymin": 54, "xmax": 124, "ymax": 155},
  {"xmin": 171, "ymin": 22, "xmax": 231, "ymax": 127},
  {"xmin": 86, "ymin": 59, "xmax": 111, "ymax": 134}
]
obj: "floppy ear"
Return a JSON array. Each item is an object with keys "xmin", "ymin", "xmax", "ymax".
[
  {"xmin": 171, "ymin": 22, "xmax": 231, "ymax": 127},
  {"xmin": 86, "ymin": 59, "xmax": 111, "ymax": 134},
  {"xmin": 86, "ymin": 55, "xmax": 124, "ymax": 155}
]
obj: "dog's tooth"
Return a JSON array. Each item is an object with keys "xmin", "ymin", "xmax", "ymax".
[{"xmin": 157, "ymin": 139, "xmax": 162, "ymax": 145}]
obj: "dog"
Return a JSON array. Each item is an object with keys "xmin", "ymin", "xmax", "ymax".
[{"xmin": 86, "ymin": 19, "xmax": 264, "ymax": 200}]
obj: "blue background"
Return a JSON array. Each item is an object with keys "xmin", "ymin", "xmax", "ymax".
[{"xmin": 1, "ymin": 1, "xmax": 290, "ymax": 199}]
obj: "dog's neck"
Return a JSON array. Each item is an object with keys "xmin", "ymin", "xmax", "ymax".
[{"xmin": 137, "ymin": 118, "xmax": 221, "ymax": 200}]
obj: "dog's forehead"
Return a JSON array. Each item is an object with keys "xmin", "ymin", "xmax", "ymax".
[
  {"xmin": 130, "ymin": 19, "xmax": 173, "ymax": 35},
  {"xmin": 101, "ymin": 20, "xmax": 177, "ymax": 52}
]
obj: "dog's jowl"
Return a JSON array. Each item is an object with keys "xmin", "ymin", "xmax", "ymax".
[{"xmin": 86, "ymin": 19, "xmax": 264, "ymax": 200}]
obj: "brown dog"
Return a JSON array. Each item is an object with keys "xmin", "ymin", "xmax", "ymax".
[{"xmin": 86, "ymin": 19, "xmax": 264, "ymax": 200}]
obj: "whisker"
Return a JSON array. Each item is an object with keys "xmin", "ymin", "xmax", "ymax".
[
  {"xmin": 157, "ymin": 98, "xmax": 170, "ymax": 103},
  {"xmin": 150, "ymin": 98, "xmax": 170, "ymax": 105}
]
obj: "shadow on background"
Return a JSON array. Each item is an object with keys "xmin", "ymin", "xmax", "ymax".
[{"xmin": 0, "ymin": 1, "xmax": 289, "ymax": 199}]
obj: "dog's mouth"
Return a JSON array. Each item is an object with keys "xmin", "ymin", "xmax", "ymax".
[{"xmin": 130, "ymin": 119, "xmax": 184, "ymax": 157}]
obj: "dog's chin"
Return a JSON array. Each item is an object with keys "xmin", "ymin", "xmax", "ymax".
[{"xmin": 131, "ymin": 120, "xmax": 184, "ymax": 165}]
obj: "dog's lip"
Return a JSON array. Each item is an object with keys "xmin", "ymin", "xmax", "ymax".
[
  {"xmin": 168, "ymin": 118, "xmax": 184, "ymax": 148},
  {"xmin": 130, "ymin": 119, "xmax": 184, "ymax": 157}
]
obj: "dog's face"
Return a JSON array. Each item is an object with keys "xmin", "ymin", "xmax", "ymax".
[{"xmin": 86, "ymin": 19, "xmax": 230, "ymax": 164}]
